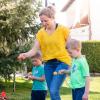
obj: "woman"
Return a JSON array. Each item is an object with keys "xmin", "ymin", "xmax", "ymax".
[{"xmin": 18, "ymin": 6, "xmax": 71, "ymax": 100}]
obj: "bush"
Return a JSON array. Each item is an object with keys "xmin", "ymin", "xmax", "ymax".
[{"xmin": 82, "ymin": 41, "xmax": 100, "ymax": 73}]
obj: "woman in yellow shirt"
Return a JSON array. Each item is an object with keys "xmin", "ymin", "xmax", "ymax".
[{"xmin": 18, "ymin": 6, "xmax": 71, "ymax": 100}]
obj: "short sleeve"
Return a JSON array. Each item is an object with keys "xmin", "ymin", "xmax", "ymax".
[
  {"xmin": 80, "ymin": 57, "xmax": 90, "ymax": 76},
  {"xmin": 62, "ymin": 26, "xmax": 70, "ymax": 41},
  {"xmin": 36, "ymin": 30, "xmax": 42, "ymax": 44},
  {"xmin": 40, "ymin": 66, "xmax": 45, "ymax": 76}
]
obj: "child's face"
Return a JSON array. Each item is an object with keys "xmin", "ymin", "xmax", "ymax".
[
  {"xmin": 68, "ymin": 48, "xmax": 80, "ymax": 58},
  {"xmin": 32, "ymin": 58, "xmax": 41, "ymax": 66}
]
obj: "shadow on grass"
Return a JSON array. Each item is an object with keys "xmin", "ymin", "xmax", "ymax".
[{"xmin": 90, "ymin": 91, "xmax": 100, "ymax": 94}]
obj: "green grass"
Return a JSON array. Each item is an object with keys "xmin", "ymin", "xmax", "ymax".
[{"xmin": 1, "ymin": 77, "xmax": 100, "ymax": 100}]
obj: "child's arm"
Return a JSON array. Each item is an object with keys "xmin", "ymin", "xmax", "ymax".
[
  {"xmin": 58, "ymin": 69, "xmax": 70, "ymax": 75},
  {"xmin": 82, "ymin": 76, "xmax": 90, "ymax": 100},
  {"xmin": 53, "ymin": 69, "xmax": 71, "ymax": 75},
  {"xmin": 28, "ymin": 75, "xmax": 45, "ymax": 81}
]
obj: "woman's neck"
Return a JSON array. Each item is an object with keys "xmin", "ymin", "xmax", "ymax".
[
  {"xmin": 47, "ymin": 21, "xmax": 56, "ymax": 30},
  {"xmin": 45, "ymin": 22, "xmax": 57, "ymax": 34}
]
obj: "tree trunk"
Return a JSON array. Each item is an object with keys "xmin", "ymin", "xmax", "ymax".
[{"xmin": 13, "ymin": 69, "xmax": 16, "ymax": 92}]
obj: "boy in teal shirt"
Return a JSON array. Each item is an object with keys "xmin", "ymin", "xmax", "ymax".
[
  {"xmin": 68, "ymin": 39, "xmax": 90, "ymax": 100},
  {"xmin": 28, "ymin": 52, "xmax": 47, "ymax": 100},
  {"xmin": 59, "ymin": 39, "xmax": 90, "ymax": 100}
]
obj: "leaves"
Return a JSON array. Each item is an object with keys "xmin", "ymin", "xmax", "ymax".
[
  {"xmin": 0, "ymin": 0, "xmax": 41, "ymax": 54},
  {"xmin": 0, "ymin": 0, "xmax": 41, "ymax": 81},
  {"xmin": 82, "ymin": 41, "xmax": 100, "ymax": 73}
]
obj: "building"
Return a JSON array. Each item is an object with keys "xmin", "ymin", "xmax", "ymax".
[
  {"xmin": 61, "ymin": 0, "xmax": 100, "ymax": 40},
  {"xmin": 42, "ymin": 0, "xmax": 100, "ymax": 40}
]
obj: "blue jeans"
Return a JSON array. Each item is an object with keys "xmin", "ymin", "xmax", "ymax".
[{"xmin": 44, "ymin": 59, "xmax": 70, "ymax": 100}]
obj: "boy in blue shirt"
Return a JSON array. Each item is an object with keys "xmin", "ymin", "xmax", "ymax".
[{"xmin": 28, "ymin": 52, "xmax": 47, "ymax": 100}]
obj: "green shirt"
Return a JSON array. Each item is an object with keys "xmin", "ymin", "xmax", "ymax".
[
  {"xmin": 32, "ymin": 65, "xmax": 47, "ymax": 90},
  {"xmin": 69, "ymin": 55, "xmax": 90, "ymax": 89}
]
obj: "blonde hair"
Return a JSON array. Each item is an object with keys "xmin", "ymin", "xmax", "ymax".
[
  {"xmin": 39, "ymin": 6, "xmax": 56, "ymax": 19},
  {"xmin": 68, "ymin": 39, "xmax": 82, "ymax": 50}
]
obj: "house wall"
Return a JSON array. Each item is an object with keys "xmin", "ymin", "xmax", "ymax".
[
  {"xmin": 41, "ymin": 0, "xmax": 100, "ymax": 40},
  {"xmin": 89, "ymin": 0, "xmax": 100, "ymax": 40},
  {"xmin": 60, "ymin": 0, "xmax": 100, "ymax": 40}
]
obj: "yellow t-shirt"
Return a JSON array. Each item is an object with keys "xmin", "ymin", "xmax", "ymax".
[{"xmin": 36, "ymin": 24, "xmax": 71, "ymax": 66}]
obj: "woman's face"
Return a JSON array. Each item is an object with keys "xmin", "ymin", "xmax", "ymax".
[{"xmin": 40, "ymin": 15, "xmax": 54, "ymax": 29}]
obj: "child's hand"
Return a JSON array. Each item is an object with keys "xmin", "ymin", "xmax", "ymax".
[
  {"xmin": 24, "ymin": 75, "xmax": 28, "ymax": 78},
  {"xmin": 82, "ymin": 93, "xmax": 88, "ymax": 100},
  {"xmin": 58, "ymin": 69, "xmax": 69, "ymax": 75},
  {"xmin": 28, "ymin": 72, "xmax": 32, "ymax": 76},
  {"xmin": 53, "ymin": 72, "xmax": 58, "ymax": 75},
  {"xmin": 28, "ymin": 75, "xmax": 32, "ymax": 80},
  {"xmin": 58, "ymin": 70, "xmax": 67, "ymax": 74},
  {"xmin": 53, "ymin": 69, "xmax": 69, "ymax": 75},
  {"xmin": 28, "ymin": 75, "xmax": 35, "ymax": 80}
]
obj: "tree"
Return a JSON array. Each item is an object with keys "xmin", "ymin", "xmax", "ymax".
[{"xmin": 0, "ymin": 0, "xmax": 41, "ymax": 81}]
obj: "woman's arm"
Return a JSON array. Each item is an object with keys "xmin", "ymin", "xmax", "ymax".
[
  {"xmin": 17, "ymin": 40, "xmax": 40, "ymax": 61},
  {"xmin": 66, "ymin": 35, "xmax": 71, "ymax": 49}
]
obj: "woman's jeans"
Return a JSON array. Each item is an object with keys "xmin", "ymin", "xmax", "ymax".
[{"xmin": 44, "ymin": 59, "xmax": 69, "ymax": 100}]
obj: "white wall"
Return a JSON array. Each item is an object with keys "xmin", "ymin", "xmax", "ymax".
[
  {"xmin": 42, "ymin": 0, "xmax": 100, "ymax": 40},
  {"xmin": 90, "ymin": 0, "xmax": 100, "ymax": 40}
]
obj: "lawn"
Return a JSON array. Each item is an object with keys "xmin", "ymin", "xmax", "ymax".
[{"xmin": 1, "ymin": 77, "xmax": 100, "ymax": 100}]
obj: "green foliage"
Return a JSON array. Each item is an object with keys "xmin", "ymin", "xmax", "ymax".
[
  {"xmin": 0, "ymin": 0, "xmax": 41, "ymax": 54},
  {"xmin": 82, "ymin": 41, "xmax": 100, "ymax": 73},
  {"xmin": 0, "ymin": 0, "xmax": 41, "ymax": 81}
]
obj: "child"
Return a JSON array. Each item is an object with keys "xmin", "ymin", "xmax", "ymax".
[
  {"xmin": 27, "ymin": 52, "xmax": 47, "ymax": 100},
  {"xmin": 59, "ymin": 39, "xmax": 90, "ymax": 100},
  {"xmin": 68, "ymin": 39, "xmax": 90, "ymax": 100}
]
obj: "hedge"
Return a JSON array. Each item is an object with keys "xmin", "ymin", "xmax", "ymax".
[{"xmin": 82, "ymin": 41, "xmax": 100, "ymax": 73}]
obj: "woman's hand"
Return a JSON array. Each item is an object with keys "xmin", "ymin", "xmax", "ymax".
[{"xmin": 17, "ymin": 53, "xmax": 27, "ymax": 61}]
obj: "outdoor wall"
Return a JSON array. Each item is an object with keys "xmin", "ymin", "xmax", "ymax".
[
  {"xmin": 41, "ymin": 0, "xmax": 100, "ymax": 40},
  {"xmin": 89, "ymin": 0, "xmax": 100, "ymax": 40}
]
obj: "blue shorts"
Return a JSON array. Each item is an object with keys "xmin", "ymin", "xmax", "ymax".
[
  {"xmin": 72, "ymin": 87, "xmax": 85, "ymax": 100},
  {"xmin": 31, "ymin": 90, "xmax": 47, "ymax": 100}
]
